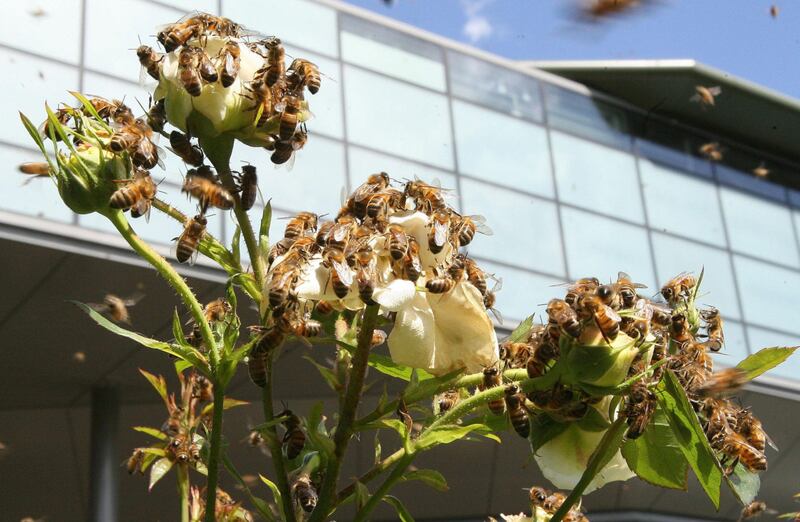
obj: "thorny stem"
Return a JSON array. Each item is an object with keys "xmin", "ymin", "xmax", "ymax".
[
  {"xmin": 261, "ymin": 355, "xmax": 296, "ymax": 522},
  {"xmin": 177, "ymin": 463, "xmax": 190, "ymax": 522},
  {"xmin": 204, "ymin": 383, "xmax": 227, "ymax": 522},
  {"xmin": 311, "ymin": 305, "xmax": 381, "ymax": 522},
  {"xmin": 353, "ymin": 453, "xmax": 416, "ymax": 522},
  {"xmin": 337, "ymin": 448, "xmax": 406, "ymax": 502}
]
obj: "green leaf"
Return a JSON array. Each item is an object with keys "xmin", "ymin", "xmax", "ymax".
[
  {"xmin": 222, "ymin": 453, "xmax": 275, "ymax": 522},
  {"xmin": 736, "ymin": 346, "xmax": 799, "ymax": 381},
  {"xmin": 140, "ymin": 450, "xmax": 161, "ymax": 472},
  {"xmin": 19, "ymin": 112, "xmax": 54, "ymax": 172},
  {"xmin": 374, "ymin": 433, "xmax": 382, "ymax": 465},
  {"xmin": 404, "ymin": 367, "xmax": 465, "ymax": 403},
  {"xmin": 725, "ymin": 462, "xmax": 760, "ymax": 506},
  {"xmin": 657, "ymin": 370, "xmax": 723, "ymax": 509},
  {"xmin": 504, "ymin": 314, "xmax": 535, "ymax": 343},
  {"xmin": 383, "ymin": 495, "xmax": 415, "ymax": 522},
  {"xmin": 138, "ymin": 369, "xmax": 167, "ymax": 404},
  {"xmin": 303, "ymin": 355, "xmax": 342, "ymax": 393},
  {"xmin": 416, "ymin": 424, "xmax": 487, "ymax": 451},
  {"xmin": 259, "ymin": 474, "xmax": 283, "ymax": 507},
  {"xmin": 337, "ymin": 339, "xmax": 434, "ymax": 382},
  {"xmin": 529, "ymin": 414, "xmax": 569, "ymax": 453},
  {"xmin": 306, "ymin": 402, "xmax": 335, "ymax": 459},
  {"xmin": 133, "ymin": 426, "xmax": 168, "ymax": 441},
  {"xmin": 201, "ymin": 398, "xmax": 249, "ymax": 418},
  {"xmin": 259, "ymin": 200, "xmax": 272, "ymax": 245},
  {"xmin": 171, "ymin": 308, "xmax": 186, "ymax": 346},
  {"xmin": 357, "ymin": 419, "xmax": 409, "ymax": 443},
  {"xmin": 354, "ymin": 481, "xmax": 370, "ymax": 510},
  {"xmin": 621, "ymin": 408, "xmax": 688, "ymax": 490},
  {"xmin": 401, "ymin": 469, "xmax": 449, "ymax": 491},
  {"xmin": 231, "ymin": 225, "xmax": 242, "ymax": 267},
  {"xmin": 148, "ymin": 457, "xmax": 173, "ymax": 491}
]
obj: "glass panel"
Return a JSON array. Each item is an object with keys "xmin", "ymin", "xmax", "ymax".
[
  {"xmin": 160, "ymin": 0, "xmax": 216, "ymax": 13},
  {"xmin": 633, "ymin": 118, "xmax": 713, "ymax": 178},
  {"xmin": 0, "ymin": 145, "xmax": 75, "ymax": 224},
  {"xmin": 720, "ymin": 187, "xmax": 799, "ymax": 267},
  {"xmin": 551, "ymin": 131, "xmax": 644, "ymax": 224},
  {"xmin": 81, "ymin": 72, "xmax": 153, "ymax": 112},
  {"xmin": 472, "ymin": 259, "xmax": 565, "ymax": 324},
  {"xmin": 340, "ymin": 14, "xmax": 445, "ymax": 92},
  {"xmin": 283, "ymin": 46, "xmax": 343, "ymax": 139},
  {"xmin": 343, "ymin": 65, "xmax": 453, "ymax": 170},
  {"xmin": 747, "ymin": 326, "xmax": 800, "ymax": 381},
  {"xmin": 561, "ymin": 207, "xmax": 656, "ymax": 290},
  {"xmin": 651, "ymin": 233, "xmax": 740, "ymax": 320},
  {"xmin": 452, "ymin": 100, "xmax": 553, "ymax": 197},
  {"xmin": 734, "ymin": 255, "xmax": 800, "ymax": 332},
  {"xmin": 223, "ymin": 0, "xmax": 338, "ymax": 57},
  {"xmin": 0, "ymin": 0, "xmax": 81, "ymax": 64},
  {"xmin": 0, "ymin": 48, "xmax": 79, "ymax": 147},
  {"xmin": 543, "ymin": 83, "xmax": 633, "ymax": 150},
  {"xmin": 233, "ymin": 137, "xmax": 346, "ymax": 218},
  {"xmin": 716, "ymin": 164, "xmax": 786, "ymax": 203},
  {"xmin": 714, "ymin": 320, "xmax": 748, "ymax": 366},
  {"xmin": 640, "ymin": 159, "xmax": 726, "ymax": 247},
  {"xmin": 251, "ymin": 204, "xmax": 292, "ymax": 247},
  {"xmin": 460, "ymin": 178, "xmax": 565, "ymax": 277},
  {"xmin": 85, "ymin": 0, "xmax": 183, "ymax": 82},
  {"xmin": 446, "ymin": 50, "xmax": 543, "ymax": 122}
]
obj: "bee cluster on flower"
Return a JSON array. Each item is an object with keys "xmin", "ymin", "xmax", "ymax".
[{"xmin": 189, "ymin": 486, "xmax": 253, "ymax": 522}]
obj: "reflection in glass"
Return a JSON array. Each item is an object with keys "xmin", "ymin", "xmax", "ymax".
[
  {"xmin": 0, "ymin": 146, "xmax": 75, "ymax": 224},
  {"xmin": 720, "ymin": 187, "xmax": 799, "ymax": 267},
  {"xmin": 651, "ymin": 233, "xmax": 739, "ymax": 320},
  {"xmin": 747, "ymin": 325, "xmax": 800, "ymax": 381},
  {"xmin": 473, "ymin": 259, "xmax": 565, "ymax": 323},
  {"xmin": 640, "ymin": 160, "xmax": 726, "ymax": 246},
  {"xmin": 716, "ymin": 164, "xmax": 786, "ymax": 204},
  {"xmin": 734, "ymin": 255, "xmax": 800, "ymax": 332},
  {"xmin": 446, "ymin": 50, "xmax": 543, "ymax": 122},
  {"xmin": 0, "ymin": 0, "xmax": 82, "ymax": 64},
  {"xmin": 551, "ymin": 131, "xmax": 644, "ymax": 224},
  {"xmin": 453, "ymin": 100, "xmax": 553, "ymax": 197},
  {"xmin": 460, "ymin": 178, "xmax": 565, "ymax": 277},
  {"xmin": 633, "ymin": 118, "xmax": 712, "ymax": 178},
  {"xmin": 343, "ymin": 65, "xmax": 453, "ymax": 170},
  {"xmin": 561, "ymin": 207, "xmax": 656, "ymax": 290}
]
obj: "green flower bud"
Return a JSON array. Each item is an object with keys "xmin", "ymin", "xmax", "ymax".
[
  {"xmin": 55, "ymin": 142, "xmax": 129, "ymax": 214},
  {"xmin": 560, "ymin": 326, "xmax": 645, "ymax": 389}
]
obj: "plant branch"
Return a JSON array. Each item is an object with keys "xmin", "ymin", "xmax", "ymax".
[
  {"xmin": 204, "ymin": 383, "xmax": 227, "ymax": 522},
  {"xmin": 261, "ymin": 354, "xmax": 296, "ymax": 522},
  {"xmin": 177, "ymin": 463, "xmax": 190, "ymax": 522},
  {"xmin": 311, "ymin": 305, "xmax": 381, "ymax": 521},
  {"xmin": 353, "ymin": 453, "xmax": 416, "ymax": 522},
  {"xmin": 336, "ymin": 447, "xmax": 405, "ymax": 503}
]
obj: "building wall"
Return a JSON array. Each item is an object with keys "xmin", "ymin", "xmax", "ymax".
[{"xmin": 1, "ymin": 0, "xmax": 799, "ymax": 383}]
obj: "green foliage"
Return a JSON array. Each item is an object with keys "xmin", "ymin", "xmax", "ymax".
[
  {"xmin": 736, "ymin": 346, "xmax": 799, "ymax": 380},
  {"xmin": 149, "ymin": 457, "xmax": 174, "ymax": 491},
  {"xmin": 504, "ymin": 314, "xmax": 534, "ymax": 343},
  {"xmin": 383, "ymin": 495, "xmax": 415, "ymax": 522},
  {"xmin": 726, "ymin": 462, "xmax": 761, "ymax": 506},
  {"xmin": 621, "ymin": 409, "xmax": 688, "ymax": 490},
  {"xmin": 401, "ymin": 469, "xmax": 449, "ymax": 492},
  {"xmin": 134, "ymin": 426, "xmax": 168, "ymax": 441}
]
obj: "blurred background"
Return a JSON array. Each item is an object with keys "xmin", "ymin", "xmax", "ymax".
[{"xmin": 1, "ymin": 0, "xmax": 799, "ymax": 520}]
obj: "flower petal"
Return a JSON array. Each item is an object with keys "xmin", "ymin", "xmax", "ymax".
[
  {"xmin": 388, "ymin": 293, "xmax": 436, "ymax": 372},
  {"xmin": 372, "ymin": 279, "xmax": 417, "ymax": 312}
]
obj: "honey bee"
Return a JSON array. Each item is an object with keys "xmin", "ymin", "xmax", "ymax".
[
  {"xmin": 622, "ymin": 298, "xmax": 653, "ymax": 340},
  {"xmin": 355, "ymin": 245, "xmax": 378, "ymax": 304},
  {"xmin": 579, "ymin": 295, "xmax": 621, "ymax": 340},
  {"xmin": 752, "ymin": 162, "xmax": 769, "ymax": 179},
  {"xmin": 404, "ymin": 179, "xmax": 447, "ymax": 213},
  {"xmin": 169, "ymin": 130, "xmax": 204, "ymax": 166},
  {"xmin": 18, "ymin": 162, "xmax": 51, "ymax": 182},
  {"xmin": 426, "ymin": 269, "xmax": 457, "ymax": 294},
  {"xmin": 738, "ymin": 501, "xmax": 768, "ymax": 521},
  {"xmin": 583, "ymin": 0, "xmax": 640, "ymax": 17},
  {"xmin": 203, "ymin": 298, "xmax": 231, "ymax": 323},
  {"xmin": 177, "ymin": 46, "xmax": 202, "ymax": 96},
  {"xmin": 88, "ymin": 292, "xmax": 144, "ymax": 324},
  {"xmin": 263, "ymin": 37, "xmax": 286, "ymax": 88},
  {"xmin": 669, "ymin": 313, "xmax": 693, "ymax": 344},
  {"xmin": 498, "ymin": 341, "xmax": 531, "ymax": 369},
  {"xmin": 526, "ymin": 341, "xmax": 559, "ymax": 379},
  {"xmin": 167, "ymin": 435, "xmax": 191, "ymax": 463},
  {"xmin": 87, "ymin": 97, "xmax": 132, "ymax": 123},
  {"xmin": 385, "ymin": 224, "xmax": 408, "ymax": 261},
  {"xmin": 700, "ymin": 307, "xmax": 724, "ymax": 352},
  {"xmin": 196, "ymin": 48, "xmax": 218, "ymax": 83},
  {"xmin": 529, "ymin": 486, "xmax": 548, "ymax": 508},
  {"xmin": 175, "ymin": 214, "xmax": 207, "ymax": 264},
  {"xmin": 219, "ymin": 40, "xmax": 241, "ymax": 88},
  {"xmin": 267, "ymin": 258, "xmax": 302, "ymax": 308},
  {"xmin": 691, "ymin": 85, "xmax": 722, "ymax": 107},
  {"xmin": 288, "ymin": 315, "xmax": 322, "ymax": 338},
  {"xmin": 127, "ymin": 448, "xmax": 145, "ymax": 474},
  {"xmin": 248, "ymin": 352, "xmax": 267, "ymax": 387},
  {"xmin": 436, "ymin": 390, "xmax": 460, "ymax": 414},
  {"xmin": 770, "ymin": 4, "xmax": 779, "ymax": 18},
  {"xmin": 371, "ymin": 329, "xmax": 388, "ymax": 347},
  {"xmin": 271, "ymin": 129, "xmax": 307, "ymax": 166},
  {"xmin": 483, "ymin": 276, "xmax": 503, "ymax": 323},
  {"xmin": 284, "ymin": 211, "xmax": 319, "ymax": 240},
  {"xmin": 182, "ymin": 171, "xmax": 234, "ymax": 211},
  {"xmin": 451, "ymin": 213, "xmax": 492, "ymax": 247},
  {"xmin": 543, "ymin": 491, "xmax": 567, "ymax": 513},
  {"xmin": 287, "ymin": 58, "xmax": 321, "ymax": 95},
  {"xmin": 397, "ymin": 235, "xmax": 421, "ymax": 282},
  {"xmin": 697, "ymin": 368, "xmax": 748, "ymax": 398},
  {"xmin": 546, "ymin": 299, "xmax": 582, "ymax": 338},
  {"xmin": 481, "ymin": 367, "xmax": 505, "ymax": 415},
  {"xmin": 192, "ymin": 374, "xmax": 213, "ymax": 402},
  {"xmin": 463, "ymin": 257, "xmax": 487, "ymax": 295},
  {"xmin": 250, "ymin": 326, "xmax": 287, "ymax": 356},
  {"xmin": 109, "ymin": 168, "xmax": 157, "ymax": 218},
  {"xmin": 347, "ymin": 173, "xmax": 391, "ymax": 218},
  {"xmin": 233, "ymin": 165, "xmax": 257, "ymax": 211},
  {"xmin": 40, "ymin": 105, "xmax": 73, "ymax": 141},
  {"xmin": 279, "ymin": 409, "xmax": 305, "ymax": 459},
  {"xmin": 277, "ymin": 96, "xmax": 302, "ymax": 141},
  {"xmin": 146, "ymin": 98, "xmax": 166, "ymax": 133},
  {"xmin": 614, "ymin": 271, "xmax": 645, "ymax": 308},
  {"xmin": 661, "ymin": 272, "xmax": 696, "ymax": 303},
  {"xmin": 158, "ymin": 16, "xmax": 203, "ymax": 52},
  {"xmin": 246, "ymin": 78, "xmax": 274, "ymax": 128},
  {"xmin": 292, "ymin": 475, "xmax": 318, "ymax": 513},
  {"xmin": 313, "ymin": 221, "xmax": 333, "ymax": 248},
  {"xmin": 323, "ymin": 247, "xmax": 353, "ymax": 299},
  {"xmin": 699, "ymin": 142, "xmax": 723, "ymax": 162},
  {"xmin": 561, "ymin": 277, "xmax": 599, "ymax": 307},
  {"xmin": 623, "ymin": 381, "xmax": 656, "ymax": 439},
  {"xmin": 136, "ymin": 45, "xmax": 162, "ymax": 81},
  {"xmin": 325, "ymin": 216, "xmax": 357, "ymax": 252},
  {"xmin": 736, "ymin": 409, "xmax": 775, "ymax": 453},
  {"xmin": 718, "ymin": 430, "xmax": 767, "ymax": 472},
  {"xmin": 505, "ymin": 384, "xmax": 530, "ymax": 438},
  {"xmin": 110, "ymin": 117, "xmax": 159, "ymax": 169},
  {"xmin": 366, "ymin": 188, "xmax": 405, "ymax": 220},
  {"xmin": 428, "ymin": 209, "xmax": 451, "ymax": 255}
]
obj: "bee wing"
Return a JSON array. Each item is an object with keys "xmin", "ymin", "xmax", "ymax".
[
  {"xmin": 133, "ymin": 198, "xmax": 153, "ymax": 222},
  {"xmin": 689, "ymin": 93, "xmax": 702, "ymax": 103},
  {"xmin": 332, "ymin": 223, "xmax": 350, "ymax": 242},
  {"xmin": 489, "ymin": 306, "xmax": 504, "ymax": 325},
  {"xmin": 433, "ymin": 219, "xmax": 449, "ymax": 247},
  {"xmin": 476, "ymin": 222, "xmax": 493, "ymax": 235},
  {"xmin": 765, "ymin": 431, "xmax": 779, "ymax": 452},
  {"xmin": 332, "ymin": 259, "xmax": 353, "ymax": 287},
  {"xmin": 604, "ymin": 305, "xmax": 622, "ymax": 322},
  {"xmin": 708, "ymin": 86, "xmax": 722, "ymax": 96},
  {"xmin": 491, "ymin": 276, "xmax": 503, "ymax": 292},
  {"xmin": 86, "ymin": 302, "xmax": 110, "ymax": 313}
]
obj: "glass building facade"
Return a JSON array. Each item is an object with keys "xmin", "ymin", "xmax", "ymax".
[{"xmin": 1, "ymin": 0, "xmax": 799, "ymax": 385}]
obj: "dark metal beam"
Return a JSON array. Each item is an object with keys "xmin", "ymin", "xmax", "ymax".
[{"xmin": 89, "ymin": 384, "xmax": 119, "ymax": 522}]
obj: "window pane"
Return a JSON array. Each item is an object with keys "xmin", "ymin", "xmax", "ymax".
[
  {"xmin": 234, "ymin": 137, "xmax": 346, "ymax": 218},
  {"xmin": 160, "ymin": 0, "xmax": 216, "ymax": 12},
  {"xmin": 446, "ymin": 50, "xmax": 543, "ymax": 122},
  {"xmin": 344, "ymin": 65, "xmax": 453, "ymax": 170},
  {"xmin": 0, "ymin": 49, "xmax": 79, "ymax": 147},
  {"xmin": 734, "ymin": 255, "xmax": 800, "ymax": 332},
  {"xmin": 86, "ymin": 0, "xmax": 181, "ymax": 82},
  {"xmin": 340, "ymin": 14, "xmax": 445, "ymax": 91},
  {"xmin": 452, "ymin": 100, "xmax": 553, "ymax": 197},
  {"xmin": 651, "ymin": 233, "xmax": 740, "ymax": 320},
  {"xmin": 640, "ymin": 159, "xmax": 726, "ymax": 246},
  {"xmin": 561, "ymin": 207, "xmax": 656, "ymax": 290},
  {"xmin": 551, "ymin": 131, "xmax": 644, "ymax": 224},
  {"xmin": 720, "ymin": 188, "xmax": 799, "ymax": 267},
  {"xmin": 717, "ymin": 164, "xmax": 787, "ymax": 204},
  {"xmin": 283, "ymin": 46, "xmax": 343, "ymax": 139},
  {"xmin": 460, "ymin": 178, "xmax": 565, "ymax": 277},
  {"xmin": 224, "ymin": 0, "xmax": 338, "ymax": 57},
  {"xmin": 633, "ymin": 119, "xmax": 713, "ymax": 178},
  {"xmin": 0, "ymin": 0, "xmax": 81, "ymax": 64},
  {"xmin": 747, "ymin": 326, "xmax": 800, "ymax": 381},
  {"xmin": 715, "ymin": 320, "xmax": 748, "ymax": 365}
]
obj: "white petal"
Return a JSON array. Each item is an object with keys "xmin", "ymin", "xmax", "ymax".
[
  {"xmin": 500, "ymin": 514, "xmax": 535, "ymax": 522},
  {"xmin": 372, "ymin": 279, "xmax": 417, "ymax": 312},
  {"xmin": 388, "ymin": 293, "xmax": 436, "ymax": 372}
]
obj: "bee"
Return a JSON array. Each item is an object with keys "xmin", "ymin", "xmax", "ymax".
[
  {"xmin": 366, "ymin": 188, "xmax": 405, "ymax": 220},
  {"xmin": 323, "ymin": 247, "xmax": 353, "ymax": 299},
  {"xmin": 250, "ymin": 326, "xmax": 286, "ymax": 356},
  {"xmin": 158, "ymin": 16, "xmax": 203, "ymax": 52},
  {"xmin": 670, "ymin": 313, "xmax": 693, "ymax": 344},
  {"xmin": 203, "ymin": 298, "xmax": 231, "ymax": 323},
  {"xmin": 699, "ymin": 142, "xmax": 723, "ymax": 162},
  {"xmin": 583, "ymin": 0, "xmax": 640, "ymax": 17},
  {"xmin": 40, "ymin": 105, "xmax": 73, "ymax": 141},
  {"xmin": 175, "ymin": 214, "xmax": 207, "ymax": 264},
  {"xmin": 718, "ymin": 431, "xmax": 767, "ymax": 472},
  {"xmin": 622, "ymin": 298, "xmax": 653, "ymax": 340},
  {"xmin": 355, "ymin": 245, "xmax": 378, "ymax": 305},
  {"xmin": 371, "ymin": 329, "xmax": 388, "ymax": 347},
  {"xmin": 287, "ymin": 58, "xmax": 321, "ymax": 94},
  {"xmin": 127, "ymin": 448, "xmax": 145, "ymax": 474},
  {"xmin": 481, "ymin": 367, "xmax": 505, "ymax": 415},
  {"xmin": 615, "ymin": 271, "xmax": 645, "ymax": 308},
  {"xmin": 88, "ymin": 292, "xmax": 144, "ymax": 324},
  {"xmin": 182, "ymin": 171, "xmax": 234, "ymax": 211},
  {"xmin": 770, "ymin": 4, "xmax": 779, "ymax": 18},
  {"xmin": 404, "ymin": 179, "xmax": 447, "ymax": 213},
  {"xmin": 738, "ymin": 501, "xmax": 768, "ymax": 521},
  {"xmin": 736, "ymin": 409, "xmax": 776, "ymax": 453},
  {"xmin": 267, "ymin": 259, "xmax": 302, "ymax": 308},
  {"xmin": 579, "ymin": 295, "xmax": 621, "ymax": 340},
  {"xmin": 219, "ymin": 39, "xmax": 241, "ymax": 88},
  {"xmin": 325, "ymin": 216, "xmax": 357, "ymax": 252},
  {"xmin": 177, "ymin": 46, "xmax": 202, "ymax": 96},
  {"xmin": 428, "ymin": 209, "xmax": 451, "ymax": 254},
  {"xmin": 546, "ymin": 299, "xmax": 582, "ymax": 338},
  {"xmin": 463, "ymin": 257, "xmax": 487, "ymax": 295},
  {"xmin": 483, "ymin": 276, "xmax": 503, "ymax": 323},
  {"xmin": 246, "ymin": 430, "xmax": 264, "ymax": 447},
  {"xmin": 385, "ymin": 224, "xmax": 408, "ymax": 261},
  {"xmin": 232, "ymin": 165, "xmax": 258, "ymax": 211},
  {"xmin": 287, "ymin": 315, "xmax": 322, "ymax": 338},
  {"xmin": 168, "ymin": 435, "xmax": 190, "ymax": 463},
  {"xmin": 505, "ymin": 384, "xmax": 530, "ymax": 438},
  {"xmin": 279, "ymin": 409, "xmax": 305, "ymax": 459},
  {"xmin": 347, "ymin": 173, "xmax": 391, "ymax": 218},
  {"xmin": 526, "ymin": 341, "xmax": 559, "ymax": 378},
  {"xmin": 192, "ymin": 375, "xmax": 213, "ymax": 402},
  {"xmin": 188, "ymin": 442, "xmax": 201, "ymax": 462},
  {"xmin": 498, "ymin": 341, "xmax": 531, "ymax": 369},
  {"xmin": 561, "ymin": 277, "xmax": 599, "ymax": 307},
  {"xmin": 196, "ymin": 48, "xmax": 218, "ymax": 83},
  {"xmin": 18, "ymin": 162, "xmax": 51, "ymax": 181},
  {"xmin": 402, "ymin": 235, "xmax": 422, "ymax": 282},
  {"xmin": 661, "ymin": 272, "xmax": 696, "ymax": 303},
  {"xmin": 263, "ymin": 37, "xmax": 286, "ymax": 87},
  {"xmin": 109, "ymin": 168, "xmax": 157, "ymax": 218},
  {"xmin": 700, "ymin": 307, "xmax": 724, "ymax": 352},
  {"xmin": 596, "ymin": 283, "xmax": 622, "ymax": 310},
  {"xmin": 426, "ymin": 268, "xmax": 457, "ymax": 294},
  {"xmin": 312, "ymin": 221, "xmax": 333, "ymax": 248},
  {"xmin": 270, "ymin": 130, "xmax": 307, "ymax": 166},
  {"xmin": 691, "ymin": 85, "xmax": 722, "ymax": 107},
  {"xmin": 529, "ymin": 486, "xmax": 549, "ymax": 508},
  {"xmin": 623, "ymin": 381, "xmax": 656, "ymax": 439},
  {"xmin": 292, "ymin": 475, "xmax": 318, "ymax": 513},
  {"xmin": 87, "ymin": 97, "xmax": 132, "ymax": 123},
  {"xmin": 451, "ymin": 213, "xmax": 492, "ymax": 247},
  {"xmin": 169, "ymin": 130, "xmax": 204, "ymax": 166},
  {"xmin": 753, "ymin": 162, "xmax": 769, "ymax": 179},
  {"xmin": 247, "ymin": 78, "xmax": 274, "ymax": 127},
  {"xmin": 147, "ymin": 98, "xmax": 167, "ymax": 133},
  {"xmin": 284, "ymin": 211, "xmax": 318, "ymax": 240},
  {"xmin": 436, "ymin": 390, "xmax": 460, "ymax": 414},
  {"xmin": 278, "ymin": 96, "xmax": 302, "ymax": 140},
  {"xmin": 696, "ymin": 368, "xmax": 748, "ymax": 398},
  {"xmin": 136, "ymin": 45, "xmax": 162, "ymax": 81},
  {"xmin": 543, "ymin": 491, "xmax": 567, "ymax": 513},
  {"xmin": 248, "ymin": 352, "xmax": 267, "ymax": 387},
  {"xmin": 110, "ymin": 118, "xmax": 159, "ymax": 169}
]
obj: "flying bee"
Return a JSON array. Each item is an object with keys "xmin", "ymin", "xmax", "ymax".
[
  {"xmin": 18, "ymin": 161, "xmax": 51, "ymax": 182},
  {"xmin": 582, "ymin": 0, "xmax": 641, "ymax": 18},
  {"xmin": 88, "ymin": 292, "xmax": 144, "ymax": 324},
  {"xmin": 219, "ymin": 39, "xmax": 241, "ymax": 88},
  {"xmin": 347, "ymin": 172, "xmax": 391, "ymax": 218},
  {"xmin": 546, "ymin": 298, "xmax": 582, "ymax": 338},
  {"xmin": 323, "ymin": 247, "xmax": 353, "ymax": 299},
  {"xmin": 386, "ymin": 224, "xmax": 408, "ymax": 261},
  {"xmin": 661, "ymin": 272, "xmax": 696, "ymax": 303},
  {"xmin": 203, "ymin": 298, "xmax": 231, "ymax": 323},
  {"xmin": 248, "ymin": 352, "xmax": 267, "ymax": 387},
  {"xmin": 436, "ymin": 390, "xmax": 460, "ymax": 414},
  {"xmin": 278, "ymin": 96, "xmax": 302, "ymax": 140},
  {"xmin": 136, "ymin": 45, "xmax": 162, "ymax": 81},
  {"xmin": 691, "ymin": 85, "xmax": 722, "ymax": 107},
  {"xmin": 292, "ymin": 475, "xmax": 318, "ymax": 513},
  {"xmin": 177, "ymin": 46, "xmax": 202, "ymax": 96},
  {"xmin": 700, "ymin": 307, "xmax": 724, "ymax": 352},
  {"xmin": 427, "ymin": 208, "xmax": 451, "ymax": 254},
  {"xmin": 699, "ymin": 142, "xmax": 723, "ymax": 162},
  {"xmin": 175, "ymin": 214, "xmax": 207, "ymax": 264},
  {"xmin": 146, "ymin": 98, "xmax": 166, "ymax": 133},
  {"xmin": 263, "ymin": 37, "xmax": 286, "ymax": 87},
  {"xmin": 481, "ymin": 367, "xmax": 505, "ymax": 415},
  {"xmin": 719, "ymin": 431, "xmax": 767, "ymax": 472},
  {"xmin": 562, "ymin": 277, "xmax": 600, "ymax": 307},
  {"xmin": 498, "ymin": 341, "xmax": 531, "ymax": 369},
  {"xmin": 234, "ymin": 164, "xmax": 258, "ymax": 211},
  {"xmin": 169, "ymin": 130, "xmax": 204, "ymax": 166},
  {"xmin": 697, "ymin": 368, "xmax": 748, "ymax": 398},
  {"xmin": 366, "ymin": 188, "xmax": 404, "ymax": 220},
  {"xmin": 402, "ymin": 235, "xmax": 422, "ymax": 282},
  {"xmin": 182, "ymin": 171, "xmax": 234, "ymax": 211},
  {"xmin": 404, "ymin": 179, "xmax": 447, "ymax": 213},
  {"xmin": 623, "ymin": 381, "xmax": 656, "ymax": 439},
  {"xmin": 451, "ymin": 213, "xmax": 492, "ymax": 247},
  {"xmin": 109, "ymin": 168, "xmax": 157, "ymax": 218},
  {"xmin": 770, "ymin": 4, "xmax": 779, "ymax": 18},
  {"xmin": 126, "ymin": 448, "xmax": 145, "ymax": 474},
  {"xmin": 196, "ymin": 48, "xmax": 218, "ymax": 83},
  {"xmin": 752, "ymin": 162, "xmax": 769, "ymax": 179},
  {"xmin": 284, "ymin": 211, "xmax": 319, "ymax": 240},
  {"xmin": 505, "ymin": 384, "xmax": 530, "ymax": 438},
  {"xmin": 738, "ymin": 501, "xmax": 770, "ymax": 521},
  {"xmin": 287, "ymin": 58, "xmax": 321, "ymax": 94},
  {"xmin": 578, "ymin": 294, "xmax": 621, "ymax": 340},
  {"xmin": 279, "ymin": 409, "xmax": 306, "ymax": 459}
]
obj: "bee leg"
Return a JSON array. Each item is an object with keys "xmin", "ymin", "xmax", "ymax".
[{"xmin": 594, "ymin": 317, "xmax": 611, "ymax": 344}]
